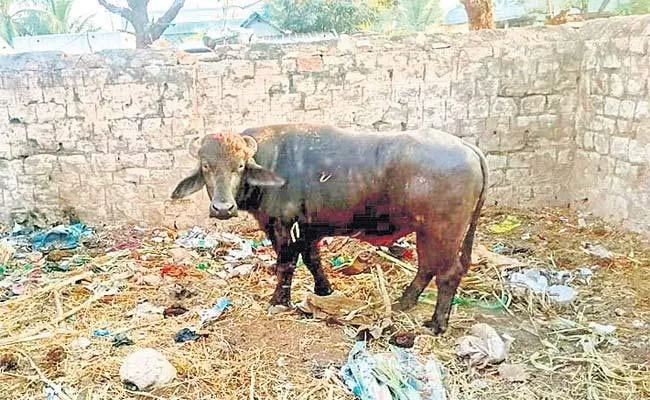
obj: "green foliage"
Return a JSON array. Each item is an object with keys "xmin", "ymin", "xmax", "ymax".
[
  {"xmin": 616, "ymin": 0, "xmax": 650, "ymax": 15},
  {"xmin": 369, "ymin": 0, "xmax": 441, "ymax": 33},
  {"xmin": 397, "ymin": 0, "xmax": 441, "ymax": 30},
  {"xmin": 0, "ymin": 0, "xmax": 96, "ymax": 45},
  {"xmin": 19, "ymin": 0, "xmax": 97, "ymax": 35},
  {"xmin": 268, "ymin": 0, "xmax": 378, "ymax": 33}
]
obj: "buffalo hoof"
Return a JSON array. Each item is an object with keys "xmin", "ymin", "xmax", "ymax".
[
  {"xmin": 423, "ymin": 319, "xmax": 446, "ymax": 336},
  {"xmin": 314, "ymin": 286, "xmax": 334, "ymax": 296},
  {"xmin": 267, "ymin": 304, "xmax": 292, "ymax": 316},
  {"xmin": 393, "ymin": 297, "xmax": 418, "ymax": 312}
]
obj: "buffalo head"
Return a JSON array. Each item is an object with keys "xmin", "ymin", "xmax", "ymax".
[{"xmin": 171, "ymin": 133, "xmax": 285, "ymax": 219}]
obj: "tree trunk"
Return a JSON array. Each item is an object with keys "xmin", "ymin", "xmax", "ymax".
[
  {"xmin": 460, "ymin": 0, "xmax": 495, "ymax": 30},
  {"xmin": 98, "ymin": 0, "xmax": 185, "ymax": 49}
]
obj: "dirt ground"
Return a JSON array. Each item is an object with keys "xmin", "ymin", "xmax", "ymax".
[{"xmin": 0, "ymin": 205, "xmax": 648, "ymax": 400}]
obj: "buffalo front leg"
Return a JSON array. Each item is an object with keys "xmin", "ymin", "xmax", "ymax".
[
  {"xmin": 302, "ymin": 239, "xmax": 333, "ymax": 296},
  {"xmin": 270, "ymin": 243, "xmax": 301, "ymax": 307}
]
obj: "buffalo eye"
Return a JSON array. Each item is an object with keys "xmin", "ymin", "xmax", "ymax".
[
  {"xmin": 238, "ymin": 164, "xmax": 245, "ymax": 171},
  {"xmin": 202, "ymin": 163, "xmax": 209, "ymax": 171}
]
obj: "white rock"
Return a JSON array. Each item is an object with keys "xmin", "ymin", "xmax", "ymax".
[{"xmin": 119, "ymin": 348, "xmax": 176, "ymax": 391}]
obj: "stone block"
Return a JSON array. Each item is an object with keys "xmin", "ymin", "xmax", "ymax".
[
  {"xmin": 618, "ymin": 100, "xmax": 635, "ymax": 120},
  {"xmin": 629, "ymin": 37, "xmax": 647, "ymax": 54},
  {"xmin": 90, "ymin": 153, "xmax": 117, "ymax": 172},
  {"xmin": 146, "ymin": 152, "xmax": 173, "ymax": 169},
  {"xmin": 610, "ymin": 136, "xmax": 629, "ymax": 160},
  {"xmin": 628, "ymin": 139, "xmax": 647, "ymax": 164},
  {"xmin": 476, "ymin": 79, "xmax": 498, "ymax": 97},
  {"xmin": 468, "ymin": 97, "xmax": 489, "ymax": 119},
  {"xmin": 109, "ymin": 118, "xmax": 141, "ymax": 139},
  {"xmin": 604, "ymin": 97, "xmax": 621, "ymax": 117},
  {"xmin": 477, "ymin": 133, "xmax": 500, "ymax": 152},
  {"xmin": 583, "ymin": 131, "xmax": 595, "ymax": 150},
  {"xmin": 508, "ymin": 152, "xmax": 534, "ymax": 168},
  {"xmin": 446, "ymin": 100, "xmax": 468, "ymax": 120},
  {"xmin": 626, "ymin": 75, "xmax": 646, "ymax": 96},
  {"xmin": 114, "ymin": 168, "xmax": 150, "ymax": 184},
  {"xmin": 36, "ymin": 103, "xmax": 66, "ymax": 123},
  {"xmin": 117, "ymin": 153, "xmax": 145, "ymax": 169},
  {"xmin": 594, "ymin": 133, "xmax": 610, "ymax": 155},
  {"xmin": 558, "ymin": 148, "xmax": 573, "ymax": 164},
  {"xmin": 24, "ymin": 154, "xmax": 58, "ymax": 174},
  {"xmin": 486, "ymin": 154, "xmax": 507, "ymax": 169},
  {"xmin": 8, "ymin": 104, "xmax": 38, "ymax": 124},
  {"xmin": 609, "ymin": 74, "xmax": 624, "ymax": 97},
  {"xmin": 521, "ymin": 95, "xmax": 546, "ymax": 114},
  {"xmin": 635, "ymin": 100, "xmax": 649, "ymax": 120}
]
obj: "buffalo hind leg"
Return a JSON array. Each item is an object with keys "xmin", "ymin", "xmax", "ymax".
[
  {"xmin": 395, "ymin": 233, "xmax": 436, "ymax": 311},
  {"xmin": 302, "ymin": 239, "xmax": 333, "ymax": 296},
  {"xmin": 424, "ymin": 258, "xmax": 463, "ymax": 335}
]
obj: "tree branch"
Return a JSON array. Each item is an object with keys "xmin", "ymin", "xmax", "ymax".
[
  {"xmin": 98, "ymin": 0, "xmax": 134, "ymax": 22},
  {"xmin": 598, "ymin": 0, "xmax": 611, "ymax": 12},
  {"xmin": 148, "ymin": 0, "xmax": 185, "ymax": 41}
]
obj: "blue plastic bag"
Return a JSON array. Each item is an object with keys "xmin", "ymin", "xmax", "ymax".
[{"xmin": 31, "ymin": 223, "xmax": 92, "ymax": 252}]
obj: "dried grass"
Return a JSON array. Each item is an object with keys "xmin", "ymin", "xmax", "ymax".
[{"xmin": 0, "ymin": 206, "xmax": 648, "ymax": 399}]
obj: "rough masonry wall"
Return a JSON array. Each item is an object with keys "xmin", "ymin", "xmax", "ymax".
[
  {"xmin": 0, "ymin": 15, "xmax": 648, "ymax": 236},
  {"xmin": 572, "ymin": 17, "xmax": 650, "ymax": 234}
]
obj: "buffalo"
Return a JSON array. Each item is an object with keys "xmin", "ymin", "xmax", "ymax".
[{"xmin": 171, "ymin": 123, "xmax": 488, "ymax": 335}]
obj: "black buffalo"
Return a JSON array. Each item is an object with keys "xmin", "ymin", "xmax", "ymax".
[{"xmin": 171, "ymin": 123, "xmax": 488, "ymax": 335}]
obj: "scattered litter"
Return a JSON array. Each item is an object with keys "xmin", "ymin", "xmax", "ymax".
[
  {"xmin": 161, "ymin": 264, "xmax": 187, "ymax": 278},
  {"xmin": 576, "ymin": 267, "xmax": 594, "ymax": 284},
  {"xmin": 588, "ymin": 322, "xmax": 616, "ymax": 336},
  {"xmin": 296, "ymin": 291, "xmax": 369, "ymax": 325},
  {"xmin": 174, "ymin": 328, "xmax": 208, "ymax": 343},
  {"xmin": 356, "ymin": 318, "xmax": 392, "ymax": 340},
  {"xmin": 334, "ymin": 253, "xmax": 373, "ymax": 276},
  {"xmin": 175, "ymin": 227, "xmax": 218, "ymax": 249},
  {"xmin": 389, "ymin": 331, "xmax": 416, "ymax": 348},
  {"xmin": 0, "ymin": 240, "xmax": 14, "ymax": 264},
  {"xmin": 488, "ymin": 215, "xmax": 522, "ymax": 234},
  {"xmin": 547, "ymin": 285, "xmax": 577, "ymax": 304},
  {"xmin": 520, "ymin": 232, "xmax": 531, "ymax": 240},
  {"xmin": 507, "ymin": 268, "xmax": 578, "ymax": 304},
  {"xmin": 163, "ymin": 304, "xmax": 189, "ymax": 318},
  {"xmin": 340, "ymin": 340, "xmax": 447, "ymax": 400},
  {"xmin": 456, "ymin": 323, "xmax": 510, "ymax": 367},
  {"xmin": 581, "ymin": 242, "xmax": 614, "ymax": 259},
  {"xmin": 112, "ymin": 333, "xmax": 134, "ymax": 347},
  {"xmin": 119, "ymin": 348, "xmax": 177, "ymax": 391},
  {"xmin": 614, "ymin": 308, "xmax": 625, "ymax": 316},
  {"xmin": 420, "ymin": 290, "xmax": 507, "ymax": 311},
  {"xmin": 221, "ymin": 263, "xmax": 254, "ymax": 279},
  {"xmin": 70, "ymin": 337, "xmax": 91, "ymax": 351},
  {"xmin": 126, "ymin": 300, "xmax": 165, "ymax": 319},
  {"xmin": 632, "ymin": 319, "xmax": 647, "ymax": 329},
  {"xmin": 44, "ymin": 386, "xmax": 62, "ymax": 400},
  {"xmin": 578, "ymin": 217, "xmax": 588, "ymax": 228},
  {"xmin": 498, "ymin": 363, "xmax": 529, "ymax": 382},
  {"xmin": 472, "ymin": 245, "xmax": 523, "ymax": 269},
  {"xmin": 133, "ymin": 273, "xmax": 162, "ymax": 287},
  {"xmin": 31, "ymin": 223, "xmax": 92, "ymax": 252},
  {"xmin": 199, "ymin": 297, "xmax": 231, "ymax": 327},
  {"xmin": 92, "ymin": 329, "xmax": 110, "ymax": 337},
  {"xmin": 169, "ymin": 247, "xmax": 195, "ymax": 264}
]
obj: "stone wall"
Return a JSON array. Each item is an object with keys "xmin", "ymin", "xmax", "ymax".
[
  {"xmin": 572, "ymin": 17, "xmax": 650, "ymax": 235},
  {"xmin": 0, "ymin": 15, "xmax": 648, "ymax": 237}
]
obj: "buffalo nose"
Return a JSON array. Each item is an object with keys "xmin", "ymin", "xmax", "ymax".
[{"xmin": 211, "ymin": 202, "xmax": 235, "ymax": 213}]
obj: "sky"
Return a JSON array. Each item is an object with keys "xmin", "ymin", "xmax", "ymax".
[{"xmin": 74, "ymin": 0, "xmax": 464, "ymax": 31}]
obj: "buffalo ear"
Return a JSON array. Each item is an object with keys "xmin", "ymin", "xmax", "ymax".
[
  {"xmin": 171, "ymin": 169, "xmax": 205, "ymax": 198},
  {"xmin": 244, "ymin": 163, "xmax": 285, "ymax": 187}
]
